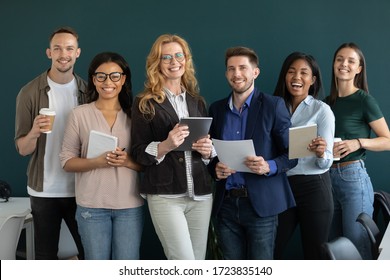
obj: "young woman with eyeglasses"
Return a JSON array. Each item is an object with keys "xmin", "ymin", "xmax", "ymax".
[
  {"xmin": 60, "ymin": 52, "xmax": 144, "ymax": 259},
  {"xmin": 130, "ymin": 34, "xmax": 214, "ymax": 260}
]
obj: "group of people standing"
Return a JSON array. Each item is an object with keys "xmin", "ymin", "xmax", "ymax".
[{"xmin": 14, "ymin": 26, "xmax": 390, "ymax": 260}]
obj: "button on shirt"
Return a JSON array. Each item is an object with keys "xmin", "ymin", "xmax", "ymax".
[{"xmin": 222, "ymin": 92, "xmax": 252, "ymax": 190}]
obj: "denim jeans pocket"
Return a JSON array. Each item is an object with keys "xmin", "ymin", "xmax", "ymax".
[{"xmin": 339, "ymin": 165, "xmax": 365, "ymax": 183}]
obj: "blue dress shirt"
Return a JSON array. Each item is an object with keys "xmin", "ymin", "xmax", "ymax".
[{"xmin": 221, "ymin": 91, "xmax": 276, "ymax": 189}]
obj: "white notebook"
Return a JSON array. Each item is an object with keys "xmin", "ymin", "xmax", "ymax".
[
  {"xmin": 289, "ymin": 124, "xmax": 317, "ymax": 159},
  {"xmin": 86, "ymin": 130, "xmax": 118, "ymax": 159}
]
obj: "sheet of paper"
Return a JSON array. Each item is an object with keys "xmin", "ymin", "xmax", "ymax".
[
  {"xmin": 212, "ymin": 139, "xmax": 256, "ymax": 173},
  {"xmin": 288, "ymin": 123, "xmax": 317, "ymax": 159},
  {"xmin": 86, "ymin": 130, "xmax": 118, "ymax": 159},
  {"xmin": 175, "ymin": 117, "xmax": 213, "ymax": 151}
]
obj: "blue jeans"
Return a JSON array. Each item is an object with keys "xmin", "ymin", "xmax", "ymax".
[
  {"xmin": 329, "ymin": 160, "xmax": 374, "ymax": 260},
  {"xmin": 215, "ymin": 197, "xmax": 278, "ymax": 259},
  {"xmin": 76, "ymin": 205, "xmax": 144, "ymax": 260}
]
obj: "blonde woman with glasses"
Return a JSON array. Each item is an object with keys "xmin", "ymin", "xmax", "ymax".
[{"xmin": 131, "ymin": 34, "xmax": 214, "ymax": 260}]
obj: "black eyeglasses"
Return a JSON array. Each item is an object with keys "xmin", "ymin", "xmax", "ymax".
[
  {"xmin": 94, "ymin": 72, "xmax": 124, "ymax": 82},
  {"xmin": 160, "ymin": 52, "xmax": 185, "ymax": 64}
]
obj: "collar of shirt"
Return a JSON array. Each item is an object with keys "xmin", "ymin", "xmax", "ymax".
[
  {"xmin": 163, "ymin": 87, "xmax": 186, "ymax": 98},
  {"xmin": 289, "ymin": 95, "xmax": 314, "ymax": 115},
  {"xmin": 164, "ymin": 87, "xmax": 188, "ymax": 119},
  {"xmin": 227, "ymin": 89, "xmax": 255, "ymax": 112}
]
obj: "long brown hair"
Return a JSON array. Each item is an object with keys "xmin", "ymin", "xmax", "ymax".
[{"xmin": 328, "ymin": 42, "xmax": 369, "ymax": 106}]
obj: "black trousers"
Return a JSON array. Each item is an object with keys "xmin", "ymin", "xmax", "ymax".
[
  {"xmin": 30, "ymin": 196, "xmax": 84, "ymax": 260},
  {"xmin": 274, "ymin": 171, "xmax": 334, "ymax": 259}
]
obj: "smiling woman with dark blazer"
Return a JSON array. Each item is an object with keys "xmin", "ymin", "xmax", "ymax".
[{"xmin": 130, "ymin": 34, "xmax": 213, "ymax": 260}]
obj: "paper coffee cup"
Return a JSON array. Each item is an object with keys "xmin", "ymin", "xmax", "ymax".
[
  {"xmin": 39, "ymin": 108, "xmax": 56, "ymax": 133},
  {"xmin": 333, "ymin": 137, "xmax": 342, "ymax": 161}
]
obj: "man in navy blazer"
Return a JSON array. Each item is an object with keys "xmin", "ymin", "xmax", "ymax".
[{"xmin": 208, "ymin": 46, "xmax": 297, "ymax": 259}]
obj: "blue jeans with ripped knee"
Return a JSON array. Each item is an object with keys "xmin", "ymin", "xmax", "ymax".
[{"xmin": 76, "ymin": 205, "xmax": 144, "ymax": 260}]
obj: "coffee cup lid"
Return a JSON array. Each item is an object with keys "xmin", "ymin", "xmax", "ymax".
[{"xmin": 39, "ymin": 108, "xmax": 56, "ymax": 115}]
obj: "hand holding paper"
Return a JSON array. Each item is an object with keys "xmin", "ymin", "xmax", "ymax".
[
  {"xmin": 212, "ymin": 139, "xmax": 256, "ymax": 173},
  {"xmin": 245, "ymin": 155, "xmax": 270, "ymax": 175},
  {"xmin": 215, "ymin": 161, "xmax": 236, "ymax": 179}
]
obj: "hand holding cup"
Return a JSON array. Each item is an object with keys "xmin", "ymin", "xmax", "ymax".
[
  {"xmin": 333, "ymin": 137, "xmax": 342, "ymax": 161},
  {"xmin": 39, "ymin": 108, "xmax": 56, "ymax": 133}
]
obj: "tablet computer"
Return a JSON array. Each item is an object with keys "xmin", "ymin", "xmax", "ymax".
[{"xmin": 175, "ymin": 117, "xmax": 212, "ymax": 151}]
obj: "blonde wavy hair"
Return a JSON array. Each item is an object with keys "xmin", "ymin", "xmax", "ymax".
[{"xmin": 138, "ymin": 34, "xmax": 202, "ymax": 118}]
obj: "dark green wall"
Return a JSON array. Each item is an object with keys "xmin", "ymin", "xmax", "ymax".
[{"xmin": 1, "ymin": 0, "xmax": 390, "ymax": 259}]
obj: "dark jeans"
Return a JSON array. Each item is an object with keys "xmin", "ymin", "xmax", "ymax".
[
  {"xmin": 216, "ymin": 196, "xmax": 278, "ymax": 260},
  {"xmin": 30, "ymin": 196, "xmax": 84, "ymax": 260},
  {"xmin": 274, "ymin": 172, "xmax": 334, "ymax": 259}
]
